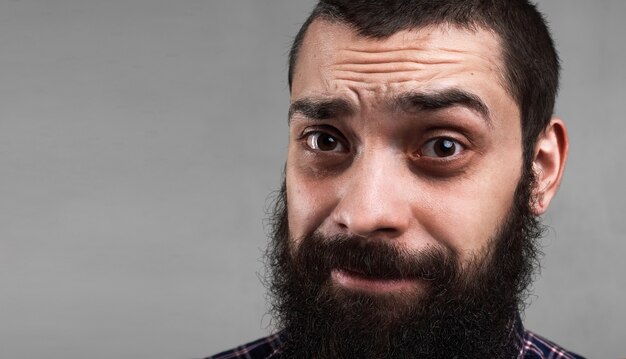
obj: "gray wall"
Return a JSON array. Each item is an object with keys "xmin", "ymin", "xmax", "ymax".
[{"xmin": 0, "ymin": 1, "xmax": 623, "ymax": 358}]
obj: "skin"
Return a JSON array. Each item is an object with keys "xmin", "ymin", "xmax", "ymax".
[{"xmin": 286, "ymin": 20, "xmax": 568, "ymax": 293}]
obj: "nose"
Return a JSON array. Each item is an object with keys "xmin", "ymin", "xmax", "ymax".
[{"xmin": 330, "ymin": 150, "xmax": 411, "ymax": 239}]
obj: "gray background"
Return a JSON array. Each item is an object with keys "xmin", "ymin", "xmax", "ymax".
[{"xmin": 0, "ymin": 1, "xmax": 623, "ymax": 358}]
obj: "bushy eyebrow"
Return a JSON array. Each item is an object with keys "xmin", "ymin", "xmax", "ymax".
[
  {"xmin": 288, "ymin": 88, "xmax": 492, "ymax": 127},
  {"xmin": 288, "ymin": 97, "xmax": 355, "ymax": 122},
  {"xmin": 392, "ymin": 89, "xmax": 492, "ymax": 127}
]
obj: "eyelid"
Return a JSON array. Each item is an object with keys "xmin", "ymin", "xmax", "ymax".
[
  {"xmin": 298, "ymin": 126, "xmax": 346, "ymax": 143},
  {"xmin": 423, "ymin": 125, "xmax": 474, "ymax": 143},
  {"xmin": 299, "ymin": 124, "xmax": 339, "ymax": 137}
]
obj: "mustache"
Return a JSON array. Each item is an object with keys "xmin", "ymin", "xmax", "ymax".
[{"xmin": 291, "ymin": 233, "xmax": 457, "ymax": 282}]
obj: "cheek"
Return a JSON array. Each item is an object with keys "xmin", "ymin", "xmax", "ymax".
[
  {"xmin": 285, "ymin": 162, "xmax": 337, "ymax": 242},
  {"xmin": 421, "ymin": 158, "xmax": 522, "ymax": 260}
]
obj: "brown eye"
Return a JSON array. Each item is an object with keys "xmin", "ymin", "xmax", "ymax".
[
  {"xmin": 421, "ymin": 137, "xmax": 463, "ymax": 158},
  {"xmin": 306, "ymin": 132, "xmax": 346, "ymax": 152}
]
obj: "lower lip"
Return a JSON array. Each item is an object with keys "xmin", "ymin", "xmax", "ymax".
[{"xmin": 331, "ymin": 269, "xmax": 418, "ymax": 293}]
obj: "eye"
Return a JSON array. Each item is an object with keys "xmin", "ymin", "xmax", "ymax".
[
  {"xmin": 305, "ymin": 132, "xmax": 347, "ymax": 152},
  {"xmin": 420, "ymin": 137, "xmax": 464, "ymax": 158}
]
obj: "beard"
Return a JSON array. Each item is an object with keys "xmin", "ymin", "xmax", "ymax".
[{"xmin": 264, "ymin": 165, "xmax": 544, "ymax": 359}]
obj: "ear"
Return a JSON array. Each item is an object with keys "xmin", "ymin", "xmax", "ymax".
[{"xmin": 531, "ymin": 117, "xmax": 569, "ymax": 215}]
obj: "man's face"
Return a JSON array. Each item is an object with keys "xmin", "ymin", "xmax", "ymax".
[
  {"xmin": 268, "ymin": 19, "xmax": 565, "ymax": 358},
  {"xmin": 286, "ymin": 20, "xmax": 523, "ymax": 289}
]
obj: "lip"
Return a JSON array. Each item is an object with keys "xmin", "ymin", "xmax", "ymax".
[{"xmin": 331, "ymin": 268, "xmax": 418, "ymax": 293}]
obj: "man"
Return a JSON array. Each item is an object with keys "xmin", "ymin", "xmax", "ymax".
[{"xmin": 210, "ymin": 0, "xmax": 583, "ymax": 358}]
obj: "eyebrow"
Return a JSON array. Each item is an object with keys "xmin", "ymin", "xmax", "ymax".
[
  {"xmin": 288, "ymin": 97, "xmax": 355, "ymax": 122},
  {"xmin": 393, "ymin": 89, "xmax": 492, "ymax": 127},
  {"xmin": 288, "ymin": 88, "xmax": 492, "ymax": 126}
]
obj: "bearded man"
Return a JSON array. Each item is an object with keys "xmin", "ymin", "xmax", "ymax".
[{"xmin": 209, "ymin": 0, "xmax": 584, "ymax": 358}]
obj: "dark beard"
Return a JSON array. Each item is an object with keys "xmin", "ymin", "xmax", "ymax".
[{"xmin": 264, "ymin": 166, "xmax": 544, "ymax": 359}]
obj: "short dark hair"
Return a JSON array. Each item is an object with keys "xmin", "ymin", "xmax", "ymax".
[{"xmin": 288, "ymin": 0, "xmax": 560, "ymax": 165}]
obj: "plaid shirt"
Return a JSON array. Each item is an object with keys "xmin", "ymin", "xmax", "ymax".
[{"xmin": 207, "ymin": 320, "xmax": 586, "ymax": 359}]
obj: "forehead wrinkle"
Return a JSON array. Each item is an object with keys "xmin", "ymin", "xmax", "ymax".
[
  {"xmin": 332, "ymin": 63, "xmax": 472, "ymax": 86},
  {"xmin": 333, "ymin": 48, "xmax": 464, "ymax": 72},
  {"xmin": 327, "ymin": 47, "xmax": 497, "ymax": 87},
  {"xmin": 334, "ymin": 48, "xmax": 461, "ymax": 66},
  {"xmin": 321, "ymin": 29, "xmax": 502, "ymax": 78},
  {"xmin": 332, "ymin": 61, "xmax": 445, "ymax": 74}
]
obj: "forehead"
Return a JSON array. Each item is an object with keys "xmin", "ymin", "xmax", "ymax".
[{"xmin": 291, "ymin": 19, "xmax": 514, "ymax": 116}]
